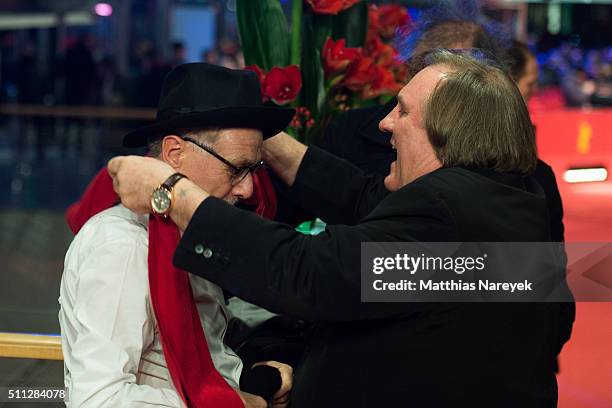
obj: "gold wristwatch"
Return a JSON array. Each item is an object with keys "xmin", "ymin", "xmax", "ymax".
[{"xmin": 150, "ymin": 173, "xmax": 187, "ymax": 217}]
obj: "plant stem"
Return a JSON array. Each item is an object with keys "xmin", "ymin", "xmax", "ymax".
[{"xmin": 290, "ymin": 0, "xmax": 303, "ymax": 66}]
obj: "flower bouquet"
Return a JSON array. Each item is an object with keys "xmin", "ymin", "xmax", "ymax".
[{"xmin": 236, "ymin": 0, "xmax": 411, "ymax": 144}]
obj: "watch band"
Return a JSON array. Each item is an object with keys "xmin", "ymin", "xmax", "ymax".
[{"xmin": 161, "ymin": 173, "xmax": 187, "ymax": 191}]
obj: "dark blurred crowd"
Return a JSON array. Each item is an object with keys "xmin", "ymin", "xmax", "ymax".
[
  {"xmin": 537, "ymin": 43, "xmax": 612, "ymax": 107},
  {"xmin": 1, "ymin": 30, "xmax": 610, "ymax": 110},
  {"xmin": 0, "ymin": 32, "xmax": 244, "ymax": 109}
]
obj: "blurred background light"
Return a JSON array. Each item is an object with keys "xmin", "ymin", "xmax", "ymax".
[
  {"xmin": 94, "ymin": 3, "xmax": 113, "ymax": 17},
  {"xmin": 563, "ymin": 167, "xmax": 609, "ymax": 183}
]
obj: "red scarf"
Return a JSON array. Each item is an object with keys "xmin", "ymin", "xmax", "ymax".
[{"xmin": 66, "ymin": 168, "xmax": 277, "ymax": 407}]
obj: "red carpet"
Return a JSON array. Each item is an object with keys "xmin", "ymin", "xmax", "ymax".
[
  {"xmin": 533, "ymin": 108, "xmax": 612, "ymax": 407},
  {"xmin": 557, "ymin": 209, "xmax": 612, "ymax": 407},
  {"xmin": 557, "ymin": 302, "xmax": 612, "ymax": 408}
]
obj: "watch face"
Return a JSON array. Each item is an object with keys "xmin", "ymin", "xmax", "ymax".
[{"xmin": 151, "ymin": 187, "xmax": 171, "ymax": 214}]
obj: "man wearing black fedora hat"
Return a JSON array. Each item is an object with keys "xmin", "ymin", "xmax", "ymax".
[
  {"xmin": 109, "ymin": 51, "xmax": 572, "ymax": 407},
  {"xmin": 60, "ymin": 63, "xmax": 294, "ymax": 408}
]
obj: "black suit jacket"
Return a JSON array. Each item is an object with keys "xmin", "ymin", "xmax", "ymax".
[
  {"xmin": 317, "ymin": 102, "xmax": 566, "ymax": 242},
  {"xmin": 175, "ymin": 147, "xmax": 574, "ymax": 407}
]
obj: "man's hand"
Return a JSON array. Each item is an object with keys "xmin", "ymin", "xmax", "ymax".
[
  {"xmin": 262, "ymin": 132, "xmax": 307, "ymax": 187},
  {"xmin": 108, "ymin": 156, "xmax": 175, "ymax": 214},
  {"xmin": 235, "ymin": 389, "xmax": 267, "ymax": 408},
  {"xmin": 253, "ymin": 361, "xmax": 293, "ymax": 408}
]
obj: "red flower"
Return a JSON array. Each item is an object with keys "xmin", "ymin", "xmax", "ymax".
[
  {"xmin": 245, "ymin": 65, "xmax": 302, "ymax": 105},
  {"xmin": 305, "ymin": 0, "xmax": 360, "ymax": 15},
  {"xmin": 262, "ymin": 65, "xmax": 302, "ymax": 105},
  {"xmin": 341, "ymin": 54, "xmax": 403, "ymax": 99},
  {"xmin": 367, "ymin": 5, "xmax": 381, "ymax": 35},
  {"xmin": 342, "ymin": 56, "xmax": 380, "ymax": 91},
  {"xmin": 361, "ymin": 66, "xmax": 402, "ymax": 99},
  {"xmin": 289, "ymin": 106, "xmax": 315, "ymax": 130},
  {"xmin": 364, "ymin": 35, "xmax": 398, "ymax": 68},
  {"xmin": 322, "ymin": 37, "xmax": 361, "ymax": 77},
  {"xmin": 376, "ymin": 5, "xmax": 410, "ymax": 39}
]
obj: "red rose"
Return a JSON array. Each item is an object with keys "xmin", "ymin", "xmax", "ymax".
[
  {"xmin": 305, "ymin": 0, "xmax": 360, "ymax": 15},
  {"xmin": 262, "ymin": 65, "xmax": 302, "ymax": 105},
  {"xmin": 322, "ymin": 37, "xmax": 361, "ymax": 77},
  {"xmin": 342, "ymin": 56, "xmax": 379, "ymax": 91},
  {"xmin": 376, "ymin": 5, "xmax": 410, "ymax": 39}
]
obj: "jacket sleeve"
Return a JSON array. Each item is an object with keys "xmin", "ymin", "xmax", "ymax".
[
  {"xmin": 274, "ymin": 107, "xmax": 390, "ymax": 226},
  {"xmin": 534, "ymin": 160, "xmax": 565, "ymax": 242},
  {"xmin": 285, "ymin": 146, "xmax": 390, "ymax": 225},
  {"xmin": 173, "ymin": 184, "xmax": 453, "ymax": 322},
  {"xmin": 544, "ymin": 168, "xmax": 565, "ymax": 242},
  {"xmin": 270, "ymin": 115, "xmax": 345, "ymax": 227}
]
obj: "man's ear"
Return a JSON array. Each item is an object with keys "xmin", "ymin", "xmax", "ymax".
[{"xmin": 161, "ymin": 135, "xmax": 184, "ymax": 169}]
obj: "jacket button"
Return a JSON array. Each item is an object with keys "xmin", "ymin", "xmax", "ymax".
[
  {"xmin": 194, "ymin": 244, "xmax": 204, "ymax": 255},
  {"xmin": 203, "ymin": 248, "xmax": 213, "ymax": 258}
]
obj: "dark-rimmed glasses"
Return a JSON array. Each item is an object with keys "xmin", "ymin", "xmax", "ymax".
[{"xmin": 180, "ymin": 135, "xmax": 264, "ymax": 186}]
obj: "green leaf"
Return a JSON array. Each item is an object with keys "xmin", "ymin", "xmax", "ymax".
[
  {"xmin": 300, "ymin": 13, "xmax": 327, "ymax": 121},
  {"xmin": 290, "ymin": 0, "xmax": 303, "ymax": 66},
  {"xmin": 311, "ymin": 13, "xmax": 333, "ymax": 51},
  {"xmin": 332, "ymin": 1, "xmax": 368, "ymax": 47},
  {"xmin": 299, "ymin": 49, "xmax": 325, "ymax": 143},
  {"xmin": 236, "ymin": 0, "xmax": 290, "ymax": 70}
]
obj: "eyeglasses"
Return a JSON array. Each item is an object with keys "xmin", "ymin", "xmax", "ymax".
[{"xmin": 180, "ymin": 135, "xmax": 264, "ymax": 186}]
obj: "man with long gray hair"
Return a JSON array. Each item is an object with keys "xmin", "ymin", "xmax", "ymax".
[{"xmin": 109, "ymin": 50, "xmax": 573, "ymax": 407}]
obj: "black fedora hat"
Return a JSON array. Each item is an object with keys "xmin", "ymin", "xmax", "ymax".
[{"xmin": 123, "ymin": 63, "xmax": 295, "ymax": 148}]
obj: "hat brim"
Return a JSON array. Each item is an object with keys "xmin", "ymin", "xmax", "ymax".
[{"xmin": 123, "ymin": 106, "xmax": 295, "ymax": 148}]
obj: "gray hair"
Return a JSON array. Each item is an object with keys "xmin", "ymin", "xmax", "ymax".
[
  {"xmin": 147, "ymin": 127, "xmax": 220, "ymax": 157},
  {"xmin": 422, "ymin": 49, "xmax": 537, "ymax": 174}
]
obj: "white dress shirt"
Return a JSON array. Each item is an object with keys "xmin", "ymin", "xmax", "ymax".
[{"xmin": 59, "ymin": 204, "xmax": 243, "ymax": 407}]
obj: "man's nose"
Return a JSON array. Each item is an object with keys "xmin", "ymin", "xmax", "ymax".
[
  {"xmin": 379, "ymin": 112, "xmax": 394, "ymax": 133},
  {"xmin": 231, "ymin": 172, "xmax": 254, "ymax": 200}
]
